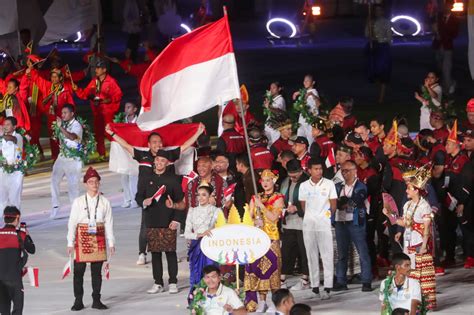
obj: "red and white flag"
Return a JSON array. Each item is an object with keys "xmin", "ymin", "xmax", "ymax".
[
  {"xmin": 27, "ymin": 266, "xmax": 39, "ymax": 287},
  {"xmin": 325, "ymin": 148, "xmax": 336, "ymax": 169},
  {"xmin": 181, "ymin": 170, "xmax": 198, "ymax": 192},
  {"xmin": 62, "ymin": 259, "xmax": 72, "ymax": 280},
  {"xmin": 224, "ymin": 183, "xmax": 237, "ymax": 201},
  {"xmin": 137, "ymin": 14, "xmax": 240, "ymax": 130},
  {"xmin": 153, "ymin": 185, "xmax": 167, "ymax": 202},
  {"xmin": 103, "ymin": 262, "xmax": 110, "ymax": 280}
]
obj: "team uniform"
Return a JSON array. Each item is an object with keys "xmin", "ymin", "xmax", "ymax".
[{"xmin": 0, "ymin": 132, "xmax": 24, "ymax": 210}]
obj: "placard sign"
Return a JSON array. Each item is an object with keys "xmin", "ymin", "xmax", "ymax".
[{"xmin": 200, "ymin": 224, "xmax": 271, "ymax": 265}]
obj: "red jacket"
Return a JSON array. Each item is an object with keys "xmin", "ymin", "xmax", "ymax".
[
  {"xmin": 2, "ymin": 93, "xmax": 30, "ymax": 131},
  {"xmin": 433, "ymin": 126, "xmax": 449, "ymax": 144},
  {"xmin": 343, "ymin": 114, "xmax": 357, "ymax": 132},
  {"xmin": 310, "ymin": 134, "xmax": 335, "ymax": 160},
  {"xmin": 28, "ymin": 69, "xmax": 75, "ymax": 116},
  {"xmin": 270, "ymin": 137, "xmax": 293, "ymax": 157},
  {"xmin": 20, "ymin": 71, "xmax": 46, "ymax": 115},
  {"xmin": 217, "ymin": 128, "xmax": 246, "ymax": 154},
  {"xmin": 250, "ymin": 144, "xmax": 273, "ymax": 170},
  {"xmin": 76, "ymin": 74, "xmax": 123, "ymax": 114}
]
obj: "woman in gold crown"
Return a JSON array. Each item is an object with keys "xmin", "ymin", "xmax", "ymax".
[
  {"xmin": 244, "ymin": 169, "xmax": 284, "ymax": 312},
  {"xmin": 383, "ymin": 165, "xmax": 436, "ymax": 310},
  {"xmin": 184, "ymin": 181, "xmax": 222, "ymax": 303}
]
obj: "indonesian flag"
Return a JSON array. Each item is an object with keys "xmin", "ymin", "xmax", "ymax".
[
  {"xmin": 153, "ymin": 185, "xmax": 166, "ymax": 202},
  {"xmin": 137, "ymin": 13, "xmax": 240, "ymax": 130},
  {"xmin": 62, "ymin": 259, "xmax": 72, "ymax": 280},
  {"xmin": 108, "ymin": 123, "xmax": 200, "ymax": 176},
  {"xmin": 181, "ymin": 170, "xmax": 198, "ymax": 192},
  {"xmin": 224, "ymin": 183, "xmax": 237, "ymax": 201},
  {"xmin": 22, "ymin": 266, "xmax": 39, "ymax": 287},
  {"xmin": 325, "ymin": 148, "xmax": 336, "ymax": 169},
  {"xmin": 103, "ymin": 262, "xmax": 110, "ymax": 280}
]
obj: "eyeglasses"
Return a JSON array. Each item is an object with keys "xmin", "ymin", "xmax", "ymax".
[{"xmin": 341, "ymin": 168, "xmax": 356, "ymax": 173}]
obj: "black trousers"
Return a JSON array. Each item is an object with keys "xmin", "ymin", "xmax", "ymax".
[
  {"xmin": 439, "ymin": 208, "xmax": 458, "ymax": 261},
  {"xmin": 0, "ymin": 280, "xmax": 23, "ymax": 315},
  {"xmin": 281, "ymin": 228, "xmax": 309, "ymax": 276},
  {"xmin": 73, "ymin": 261, "xmax": 103, "ymax": 300},
  {"xmin": 366, "ymin": 213, "xmax": 390, "ymax": 265},
  {"xmin": 152, "ymin": 252, "xmax": 178, "ymax": 285},
  {"xmin": 139, "ymin": 210, "xmax": 147, "ymax": 255}
]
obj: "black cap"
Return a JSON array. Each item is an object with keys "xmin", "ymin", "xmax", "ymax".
[
  {"xmin": 286, "ymin": 159, "xmax": 302, "ymax": 173},
  {"xmin": 156, "ymin": 149, "xmax": 172, "ymax": 161},
  {"xmin": 463, "ymin": 129, "xmax": 474, "ymax": 138},
  {"xmin": 293, "ymin": 136, "xmax": 309, "ymax": 147},
  {"xmin": 345, "ymin": 132, "xmax": 364, "ymax": 145},
  {"xmin": 95, "ymin": 59, "xmax": 108, "ymax": 68}
]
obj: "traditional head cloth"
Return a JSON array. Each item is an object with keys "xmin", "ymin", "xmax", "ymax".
[
  {"xmin": 83, "ymin": 167, "xmax": 101, "ymax": 183},
  {"xmin": 384, "ymin": 120, "xmax": 399, "ymax": 146},
  {"xmin": 402, "ymin": 163, "xmax": 432, "ymax": 190},
  {"xmin": 311, "ymin": 116, "xmax": 327, "ymax": 132},
  {"xmin": 329, "ymin": 104, "xmax": 345, "ymax": 124},
  {"xmin": 466, "ymin": 98, "xmax": 474, "ymax": 113},
  {"xmin": 27, "ymin": 54, "xmax": 41, "ymax": 63},
  {"xmin": 447, "ymin": 120, "xmax": 460, "ymax": 145},
  {"xmin": 240, "ymin": 84, "xmax": 249, "ymax": 105},
  {"xmin": 260, "ymin": 169, "xmax": 279, "ymax": 183}
]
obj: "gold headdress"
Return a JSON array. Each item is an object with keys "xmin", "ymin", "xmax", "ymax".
[
  {"xmin": 198, "ymin": 180, "xmax": 214, "ymax": 192},
  {"xmin": 260, "ymin": 169, "xmax": 279, "ymax": 183},
  {"xmin": 402, "ymin": 163, "xmax": 432, "ymax": 190}
]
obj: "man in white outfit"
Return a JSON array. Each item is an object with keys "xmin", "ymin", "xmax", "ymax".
[
  {"xmin": 294, "ymin": 75, "xmax": 320, "ymax": 146},
  {"xmin": 299, "ymin": 157, "xmax": 337, "ymax": 300},
  {"xmin": 120, "ymin": 102, "xmax": 139, "ymax": 208},
  {"xmin": 50, "ymin": 104, "xmax": 83, "ymax": 219},
  {"xmin": 0, "ymin": 117, "xmax": 24, "ymax": 210}
]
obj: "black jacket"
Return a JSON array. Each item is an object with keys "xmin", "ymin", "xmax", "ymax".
[{"xmin": 0, "ymin": 225, "xmax": 35, "ymax": 282}]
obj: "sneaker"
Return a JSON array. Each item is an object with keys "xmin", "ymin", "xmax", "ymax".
[
  {"xmin": 255, "ymin": 301, "xmax": 267, "ymax": 313},
  {"xmin": 121, "ymin": 201, "xmax": 131, "ymax": 208},
  {"xmin": 50, "ymin": 206, "xmax": 59, "ymax": 219},
  {"xmin": 280, "ymin": 280, "xmax": 288, "ymax": 289},
  {"xmin": 435, "ymin": 266, "xmax": 445, "ymax": 276},
  {"xmin": 362, "ymin": 283, "xmax": 373, "ymax": 292},
  {"xmin": 147, "ymin": 284, "xmax": 164, "ymax": 294},
  {"xmin": 136, "ymin": 253, "xmax": 147, "ymax": 265},
  {"xmin": 169, "ymin": 283, "xmax": 179, "ymax": 294},
  {"xmin": 70, "ymin": 299, "xmax": 84, "ymax": 311},
  {"xmin": 332, "ymin": 282, "xmax": 348, "ymax": 292},
  {"xmin": 312, "ymin": 287, "xmax": 320, "ymax": 298},
  {"xmin": 290, "ymin": 279, "xmax": 310, "ymax": 291},
  {"xmin": 131, "ymin": 201, "xmax": 139, "ymax": 208},
  {"xmin": 321, "ymin": 290, "xmax": 330, "ymax": 300}
]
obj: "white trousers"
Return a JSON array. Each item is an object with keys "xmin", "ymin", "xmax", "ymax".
[
  {"xmin": 51, "ymin": 156, "xmax": 82, "ymax": 208},
  {"xmin": 303, "ymin": 229, "xmax": 334, "ymax": 289},
  {"xmin": 121, "ymin": 174, "xmax": 138, "ymax": 203},
  {"xmin": 297, "ymin": 116, "xmax": 314, "ymax": 146},
  {"xmin": 0, "ymin": 169, "xmax": 24, "ymax": 210}
]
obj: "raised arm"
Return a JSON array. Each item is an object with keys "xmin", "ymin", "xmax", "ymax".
[
  {"xmin": 105, "ymin": 124, "xmax": 134, "ymax": 155},
  {"xmin": 180, "ymin": 123, "xmax": 205, "ymax": 152}
]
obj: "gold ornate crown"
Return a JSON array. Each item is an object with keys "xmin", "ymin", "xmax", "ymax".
[
  {"xmin": 402, "ymin": 163, "xmax": 432, "ymax": 190},
  {"xmin": 260, "ymin": 169, "xmax": 278, "ymax": 181}
]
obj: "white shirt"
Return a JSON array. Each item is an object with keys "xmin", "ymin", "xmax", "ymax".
[
  {"xmin": 306, "ymin": 88, "xmax": 319, "ymax": 113},
  {"xmin": 299, "ymin": 177, "xmax": 337, "ymax": 231},
  {"xmin": 184, "ymin": 205, "xmax": 220, "ymax": 240},
  {"xmin": 379, "ymin": 277, "xmax": 421, "ymax": 311},
  {"xmin": 60, "ymin": 119, "xmax": 83, "ymax": 150},
  {"xmin": 202, "ymin": 283, "xmax": 244, "ymax": 315},
  {"xmin": 67, "ymin": 193, "xmax": 115, "ymax": 247},
  {"xmin": 272, "ymin": 94, "xmax": 286, "ymax": 111},
  {"xmin": 1, "ymin": 131, "xmax": 22, "ymax": 165},
  {"xmin": 126, "ymin": 115, "xmax": 137, "ymax": 123}
]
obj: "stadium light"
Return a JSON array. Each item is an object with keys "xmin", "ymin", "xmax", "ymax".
[
  {"xmin": 74, "ymin": 31, "xmax": 82, "ymax": 42},
  {"xmin": 390, "ymin": 15, "xmax": 421, "ymax": 37},
  {"xmin": 180, "ymin": 23, "xmax": 192, "ymax": 33},
  {"xmin": 266, "ymin": 18, "xmax": 297, "ymax": 39},
  {"xmin": 452, "ymin": 1, "xmax": 464, "ymax": 12}
]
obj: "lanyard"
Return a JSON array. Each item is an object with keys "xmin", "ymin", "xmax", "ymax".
[{"xmin": 84, "ymin": 194, "xmax": 100, "ymax": 221}]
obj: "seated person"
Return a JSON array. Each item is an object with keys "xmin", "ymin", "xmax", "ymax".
[{"xmin": 379, "ymin": 253, "xmax": 422, "ymax": 315}]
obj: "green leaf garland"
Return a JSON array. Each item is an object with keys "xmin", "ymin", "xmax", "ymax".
[
  {"xmin": 113, "ymin": 112, "xmax": 126, "ymax": 123},
  {"xmin": 0, "ymin": 128, "xmax": 40, "ymax": 174},
  {"xmin": 292, "ymin": 88, "xmax": 316, "ymax": 127},
  {"xmin": 51, "ymin": 116, "xmax": 96, "ymax": 163}
]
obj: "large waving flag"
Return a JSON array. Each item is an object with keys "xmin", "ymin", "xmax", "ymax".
[
  {"xmin": 137, "ymin": 13, "xmax": 240, "ymax": 130},
  {"xmin": 469, "ymin": 0, "xmax": 474, "ymax": 79}
]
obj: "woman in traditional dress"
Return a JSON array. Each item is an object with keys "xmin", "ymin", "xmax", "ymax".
[
  {"xmin": 383, "ymin": 165, "xmax": 436, "ymax": 310},
  {"xmin": 244, "ymin": 169, "xmax": 284, "ymax": 313},
  {"xmin": 184, "ymin": 181, "xmax": 221, "ymax": 303}
]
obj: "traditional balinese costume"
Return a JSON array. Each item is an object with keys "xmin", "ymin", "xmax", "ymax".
[{"xmin": 244, "ymin": 170, "xmax": 283, "ymax": 312}]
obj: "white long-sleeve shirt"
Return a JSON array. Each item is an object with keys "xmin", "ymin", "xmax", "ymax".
[
  {"xmin": 184, "ymin": 204, "xmax": 220, "ymax": 240},
  {"xmin": 67, "ymin": 193, "xmax": 115, "ymax": 247}
]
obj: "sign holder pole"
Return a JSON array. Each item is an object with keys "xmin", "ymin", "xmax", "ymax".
[{"xmin": 236, "ymin": 263, "xmax": 240, "ymax": 290}]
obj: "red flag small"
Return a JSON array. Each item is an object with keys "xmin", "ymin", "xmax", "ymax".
[
  {"xmin": 224, "ymin": 183, "xmax": 237, "ymax": 201},
  {"xmin": 62, "ymin": 259, "xmax": 72, "ymax": 280},
  {"xmin": 104, "ymin": 262, "xmax": 110, "ymax": 280},
  {"xmin": 27, "ymin": 267, "xmax": 39, "ymax": 287},
  {"xmin": 153, "ymin": 185, "xmax": 167, "ymax": 202},
  {"xmin": 181, "ymin": 170, "xmax": 198, "ymax": 192},
  {"xmin": 325, "ymin": 148, "xmax": 336, "ymax": 169}
]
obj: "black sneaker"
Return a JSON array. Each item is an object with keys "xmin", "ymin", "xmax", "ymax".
[
  {"xmin": 312, "ymin": 287, "xmax": 320, "ymax": 295},
  {"xmin": 71, "ymin": 300, "xmax": 84, "ymax": 311},
  {"xmin": 332, "ymin": 283, "xmax": 348, "ymax": 292},
  {"xmin": 362, "ymin": 283, "xmax": 373, "ymax": 292},
  {"xmin": 92, "ymin": 300, "xmax": 108, "ymax": 310}
]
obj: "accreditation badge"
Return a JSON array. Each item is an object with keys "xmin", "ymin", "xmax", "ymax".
[{"xmin": 88, "ymin": 219, "xmax": 97, "ymax": 235}]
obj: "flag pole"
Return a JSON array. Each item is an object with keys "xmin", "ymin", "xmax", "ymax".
[{"xmin": 222, "ymin": 6, "xmax": 260, "ymax": 201}]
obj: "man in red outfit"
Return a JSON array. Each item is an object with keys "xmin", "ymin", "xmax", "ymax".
[{"xmin": 74, "ymin": 59, "xmax": 123, "ymax": 158}]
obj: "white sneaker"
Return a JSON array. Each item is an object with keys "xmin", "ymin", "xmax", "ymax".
[
  {"xmin": 147, "ymin": 284, "xmax": 164, "ymax": 294},
  {"xmin": 169, "ymin": 283, "xmax": 178, "ymax": 294},
  {"xmin": 136, "ymin": 253, "xmax": 146, "ymax": 265},
  {"xmin": 50, "ymin": 207, "xmax": 59, "ymax": 219},
  {"xmin": 291, "ymin": 279, "xmax": 310, "ymax": 291},
  {"xmin": 130, "ymin": 201, "xmax": 139, "ymax": 208},
  {"xmin": 121, "ymin": 201, "xmax": 131, "ymax": 208},
  {"xmin": 280, "ymin": 281, "xmax": 288, "ymax": 289},
  {"xmin": 255, "ymin": 301, "xmax": 267, "ymax": 313},
  {"xmin": 321, "ymin": 290, "xmax": 330, "ymax": 300}
]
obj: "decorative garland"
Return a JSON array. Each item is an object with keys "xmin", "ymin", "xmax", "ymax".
[
  {"xmin": 113, "ymin": 112, "xmax": 126, "ymax": 123},
  {"xmin": 262, "ymin": 90, "xmax": 273, "ymax": 118},
  {"xmin": 292, "ymin": 88, "xmax": 318, "ymax": 127},
  {"xmin": 0, "ymin": 128, "xmax": 40, "ymax": 174},
  {"xmin": 421, "ymin": 86, "xmax": 441, "ymax": 114},
  {"xmin": 382, "ymin": 271, "xmax": 428, "ymax": 315},
  {"xmin": 51, "ymin": 116, "xmax": 96, "ymax": 162},
  {"xmin": 189, "ymin": 277, "xmax": 245, "ymax": 315}
]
